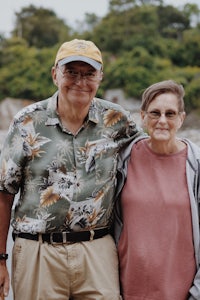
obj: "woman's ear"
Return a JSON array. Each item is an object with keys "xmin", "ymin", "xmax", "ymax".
[
  {"xmin": 177, "ymin": 111, "xmax": 186, "ymax": 129},
  {"xmin": 140, "ymin": 110, "xmax": 148, "ymax": 131}
]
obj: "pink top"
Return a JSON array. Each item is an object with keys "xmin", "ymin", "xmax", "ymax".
[{"xmin": 118, "ymin": 139, "xmax": 196, "ymax": 300}]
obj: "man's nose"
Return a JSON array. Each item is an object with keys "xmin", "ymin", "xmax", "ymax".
[{"xmin": 74, "ymin": 73, "xmax": 86, "ymax": 82}]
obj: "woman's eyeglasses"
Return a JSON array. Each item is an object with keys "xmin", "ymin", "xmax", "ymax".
[{"xmin": 146, "ymin": 110, "xmax": 180, "ymax": 120}]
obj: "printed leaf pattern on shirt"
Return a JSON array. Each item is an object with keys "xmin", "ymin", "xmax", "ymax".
[
  {"xmin": 103, "ymin": 109, "xmax": 124, "ymax": 127},
  {"xmin": 0, "ymin": 94, "xmax": 139, "ymax": 233},
  {"xmin": 0, "ymin": 158, "xmax": 21, "ymax": 194},
  {"xmin": 40, "ymin": 186, "xmax": 60, "ymax": 207}
]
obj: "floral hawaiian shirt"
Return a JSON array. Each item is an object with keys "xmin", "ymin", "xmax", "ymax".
[{"xmin": 0, "ymin": 92, "xmax": 140, "ymax": 234}]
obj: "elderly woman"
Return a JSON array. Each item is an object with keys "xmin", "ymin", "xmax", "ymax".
[{"xmin": 115, "ymin": 80, "xmax": 200, "ymax": 300}]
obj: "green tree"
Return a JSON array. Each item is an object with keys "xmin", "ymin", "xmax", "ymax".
[
  {"xmin": 0, "ymin": 37, "xmax": 56, "ymax": 100},
  {"xmin": 12, "ymin": 5, "xmax": 71, "ymax": 48},
  {"xmin": 0, "ymin": 2, "xmax": 200, "ymax": 112},
  {"xmin": 170, "ymin": 28, "xmax": 200, "ymax": 67},
  {"xmin": 109, "ymin": 0, "xmax": 136, "ymax": 11},
  {"xmin": 183, "ymin": 3, "xmax": 200, "ymax": 27},
  {"xmin": 92, "ymin": 5, "xmax": 159, "ymax": 53},
  {"xmin": 73, "ymin": 13, "xmax": 101, "ymax": 34},
  {"xmin": 157, "ymin": 5, "xmax": 190, "ymax": 39},
  {"xmin": 185, "ymin": 76, "xmax": 200, "ymax": 111}
]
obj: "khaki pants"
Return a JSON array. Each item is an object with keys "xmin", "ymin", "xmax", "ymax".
[{"xmin": 12, "ymin": 234, "xmax": 121, "ymax": 300}]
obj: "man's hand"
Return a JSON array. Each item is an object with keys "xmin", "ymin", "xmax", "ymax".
[{"xmin": 0, "ymin": 262, "xmax": 9, "ymax": 299}]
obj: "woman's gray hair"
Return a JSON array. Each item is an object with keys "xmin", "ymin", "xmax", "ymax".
[{"xmin": 141, "ymin": 80, "xmax": 185, "ymax": 112}]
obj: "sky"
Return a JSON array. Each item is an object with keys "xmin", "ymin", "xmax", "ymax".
[
  {"xmin": 0, "ymin": 0, "xmax": 109, "ymax": 37},
  {"xmin": 0, "ymin": 0, "xmax": 199, "ymax": 37}
]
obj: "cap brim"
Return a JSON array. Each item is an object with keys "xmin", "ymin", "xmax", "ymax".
[{"xmin": 58, "ymin": 55, "xmax": 102, "ymax": 70}]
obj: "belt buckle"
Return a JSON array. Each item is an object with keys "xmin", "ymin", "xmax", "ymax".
[
  {"xmin": 62, "ymin": 232, "xmax": 67, "ymax": 243},
  {"xmin": 90, "ymin": 230, "xmax": 95, "ymax": 241},
  {"xmin": 50, "ymin": 232, "xmax": 67, "ymax": 244}
]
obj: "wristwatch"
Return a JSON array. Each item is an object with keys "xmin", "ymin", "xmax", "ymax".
[{"xmin": 0, "ymin": 253, "xmax": 8, "ymax": 260}]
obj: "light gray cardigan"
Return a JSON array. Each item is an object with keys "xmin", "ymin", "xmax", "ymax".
[{"xmin": 114, "ymin": 136, "xmax": 200, "ymax": 300}]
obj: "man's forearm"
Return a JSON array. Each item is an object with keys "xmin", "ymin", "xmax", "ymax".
[{"xmin": 0, "ymin": 192, "xmax": 14, "ymax": 253}]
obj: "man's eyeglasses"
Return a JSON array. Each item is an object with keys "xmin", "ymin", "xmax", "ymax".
[
  {"xmin": 58, "ymin": 67, "xmax": 102, "ymax": 83},
  {"xmin": 146, "ymin": 110, "xmax": 180, "ymax": 120}
]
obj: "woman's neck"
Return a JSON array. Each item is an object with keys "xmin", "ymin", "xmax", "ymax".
[{"xmin": 147, "ymin": 138, "xmax": 186, "ymax": 155}]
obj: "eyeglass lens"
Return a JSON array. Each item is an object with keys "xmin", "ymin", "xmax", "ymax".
[{"xmin": 147, "ymin": 110, "xmax": 179, "ymax": 119}]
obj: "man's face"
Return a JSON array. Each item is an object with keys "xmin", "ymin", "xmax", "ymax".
[{"xmin": 52, "ymin": 61, "xmax": 103, "ymax": 109}]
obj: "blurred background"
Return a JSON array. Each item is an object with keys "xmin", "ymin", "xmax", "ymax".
[{"xmin": 0, "ymin": 1, "xmax": 200, "ymax": 299}]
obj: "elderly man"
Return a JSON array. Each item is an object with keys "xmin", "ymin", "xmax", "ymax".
[{"xmin": 0, "ymin": 39, "xmax": 141, "ymax": 300}]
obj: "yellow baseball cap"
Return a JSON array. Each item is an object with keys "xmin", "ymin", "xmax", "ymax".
[{"xmin": 55, "ymin": 39, "xmax": 103, "ymax": 70}]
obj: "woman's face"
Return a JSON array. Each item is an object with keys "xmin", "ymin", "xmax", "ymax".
[{"xmin": 141, "ymin": 93, "xmax": 185, "ymax": 143}]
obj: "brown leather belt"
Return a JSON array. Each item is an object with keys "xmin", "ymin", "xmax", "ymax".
[{"xmin": 13, "ymin": 227, "xmax": 109, "ymax": 244}]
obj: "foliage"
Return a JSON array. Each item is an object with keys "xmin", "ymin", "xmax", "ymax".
[
  {"xmin": 170, "ymin": 28, "xmax": 200, "ymax": 67},
  {"xmin": 92, "ymin": 5, "xmax": 160, "ymax": 54},
  {"xmin": 0, "ymin": 1, "xmax": 200, "ymax": 112},
  {"xmin": 12, "ymin": 5, "xmax": 71, "ymax": 48},
  {"xmin": 185, "ymin": 76, "xmax": 200, "ymax": 111},
  {"xmin": 0, "ymin": 37, "xmax": 57, "ymax": 100}
]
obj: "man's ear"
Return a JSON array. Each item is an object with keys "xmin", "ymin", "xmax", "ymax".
[
  {"xmin": 51, "ymin": 66, "xmax": 58, "ymax": 86},
  {"xmin": 100, "ymin": 71, "xmax": 104, "ymax": 81},
  {"xmin": 140, "ymin": 110, "xmax": 145, "ymax": 120}
]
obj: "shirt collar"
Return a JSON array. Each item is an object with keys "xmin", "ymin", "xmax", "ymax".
[{"xmin": 45, "ymin": 92, "xmax": 100, "ymax": 126}]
